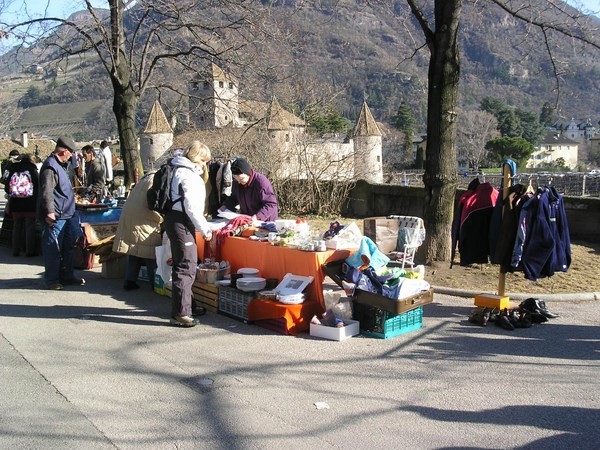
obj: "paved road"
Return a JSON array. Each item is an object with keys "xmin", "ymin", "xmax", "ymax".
[{"xmin": 1, "ymin": 244, "xmax": 599, "ymax": 449}]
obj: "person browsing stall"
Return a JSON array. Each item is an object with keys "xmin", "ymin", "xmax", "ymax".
[
  {"xmin": 82, "ymin": 145, "xmax": 106, "ymax": 198},
  {"xmin": 164, "ymin": 141, "xmax": 213, "ymax": 327},
  {"xmin": 112, "ymin": 170, "xmax": 162, "ymax": 292},
  {"xmin": 219, "ymin": 158, "xmax": 278, "ymax": 221},
  {"xmin": 37, "ymin": 137, "xmax": 85, "ymax": 290}
]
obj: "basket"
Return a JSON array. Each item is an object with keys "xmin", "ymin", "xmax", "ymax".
[
  {"xmin": 353, "ymin": 303, "xmax": 423, "ymax": 339},
  {"xmin": 218, "ymin": 286, "xmax": 255, "ymax": 321},
  {"xmin": 196, "ymin": 264, "xmax": 230, "ymax": 284}
]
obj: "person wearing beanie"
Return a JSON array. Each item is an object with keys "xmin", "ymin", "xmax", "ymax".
[
  {"xmin": 219, "ymin": 157, "xmax": 278, "ymax": 221},
  {"xmin": 1, "ymin": 149, "xmax": 21, "ymax": 185},
  {"xmin": 164, "ymin": 141, "xmax": 213, "ymax": 327}
]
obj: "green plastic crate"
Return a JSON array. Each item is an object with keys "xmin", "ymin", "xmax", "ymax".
[{"xmin": 353, "ymin": 303, "xmax": 423, "ymax": 339}]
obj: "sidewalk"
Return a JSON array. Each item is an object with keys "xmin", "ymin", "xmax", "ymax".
[{"xmin": 1, "ymin": 243, "xmax": 599, "ymax": 449}]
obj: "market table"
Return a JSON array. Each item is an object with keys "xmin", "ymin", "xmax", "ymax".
[{"xmin": 196, "ymin": 233, "xmax": 353, "ymax": 309}]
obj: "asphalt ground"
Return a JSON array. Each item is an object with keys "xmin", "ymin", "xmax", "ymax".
[{"xmin": 1, "ymin": 241, "xmax": 599, "ymax": 449}]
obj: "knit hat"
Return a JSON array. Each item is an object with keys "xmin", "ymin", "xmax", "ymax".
[
  {"xmin": 9, "ymin": 149, "xmax": 20, "ymax": 158},
  {"xmin": 231, "ymin": 158, "xmax": 252, "ymax": 176},
  {"xmin": 56, "ymin": 136, "xmax": 78, "ymax": 153}
]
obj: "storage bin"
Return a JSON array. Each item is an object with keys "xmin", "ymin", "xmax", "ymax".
[
  {"xmin": 353, "ymin": 303, "xmax": 423, "ymax": 339},
  {"xmin": 218, "ymin": 286, "xmax": 255, "ymax": 322}
]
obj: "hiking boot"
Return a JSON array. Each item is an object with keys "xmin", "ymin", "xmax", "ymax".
[
  {"xmin": 520, "ymin": 298, "xmax": 558, "ymax": 319},
  {"xmin": 46, "ymin": 283, "xmax": 64, "ymax": 291},
  {"xmin": 62, "ymin": 278, "xmax": 86, "ymax": 286},
  {"xmin": 169, "ymin": 315, "xmax": 201, "ymax": 327}
]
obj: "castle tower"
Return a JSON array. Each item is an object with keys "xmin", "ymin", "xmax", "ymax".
[
  {"xmin": 140, "ymin": 100, "xmax": 173, "ymax": 170},
  {"xmin": 353, "ymin": 101, "xmax": 383, "ymax": 184},
  {"xmin": 265, "ymin": 96, "xmax": 305, "ymax": 144},
  {"xmin": 188, "ymin": 63, "xmax": 239, "ymax": 129}
]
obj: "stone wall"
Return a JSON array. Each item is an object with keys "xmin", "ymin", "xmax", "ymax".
[{"xmin": 344, "ymin": 181, "xmax": 600, "ymax": 242}]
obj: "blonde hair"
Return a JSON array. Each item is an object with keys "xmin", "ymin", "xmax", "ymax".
[{"xmin": 184, "ymin": 141, "xmax": 211, "ymax": 165}]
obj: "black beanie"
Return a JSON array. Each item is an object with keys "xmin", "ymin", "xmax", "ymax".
[{"xmin": 231, "ymin": 158, "xmax": 252, "ymax": 176}]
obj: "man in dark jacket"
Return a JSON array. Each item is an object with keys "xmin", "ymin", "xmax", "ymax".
[
  {"xmin": 220, "ymin": 158, "xmax": 278, "ymax": 221},
  {"xmin": 38, "ymin": 137, "xmax": 85, "ymax": 290},
  {"xmin": 82, "ymin": 145, "xmax": 106, "ymax": 199},
  {"xmin": 4, "ymin": 154, "xmax": 39, "ymax": 256}
]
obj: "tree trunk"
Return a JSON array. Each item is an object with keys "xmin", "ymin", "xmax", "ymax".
[
  {"xmin": 112, "ymin": 83, "xmax": 142, "ymax": 187},
  {"xmin": 422, "ymin": 0, "xmax": 461, "ymax": 263}
]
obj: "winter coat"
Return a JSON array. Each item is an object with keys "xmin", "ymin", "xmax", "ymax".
[
  {"xmin": 112, "ymin": 173, "xmax": 163, "ymax": 259},
  {"xmin": 224, "ymin": 170, "xmax": 278, "ymax": 221},
  {"xmin": 169, "ymin": 155, "xmax": 212, "ymax": 237},
  {"xmin": 4, "ymin": 157, "xmax": 39, "ymax": 214}
]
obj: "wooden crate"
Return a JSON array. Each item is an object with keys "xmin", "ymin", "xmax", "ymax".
[{"xmin": 192, "ymin": 281, "xmax": 219, "ymax": 313}]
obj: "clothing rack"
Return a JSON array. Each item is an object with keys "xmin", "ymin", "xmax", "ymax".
[{"xmin": 497, "ymin": 162, "xmax": 512, "ymax": 297}]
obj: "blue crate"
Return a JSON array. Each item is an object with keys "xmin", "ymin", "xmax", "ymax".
[{"xmin": 353, "ymin": 303, "xmax": 423, "ymax": 339}]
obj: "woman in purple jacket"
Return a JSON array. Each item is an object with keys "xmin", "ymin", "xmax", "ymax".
[{"xmin": 220, "ymin": 158, "xmax": 278, "ymax": 221}]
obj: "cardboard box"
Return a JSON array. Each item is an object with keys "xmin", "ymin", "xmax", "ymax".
[
  {"xmin": 474, "ymin": 294, "xmax": 510, "ymax": 310},
  {"xmin": 310, "ymin": 319, "xmax": 360, "ymax": 341},
  {"xmin": 101, "ymin": 256, "xmax": 127, "ymax": 279},
  {"xmin": 363, "ymin": 217, "xmax": 401, "ymax": 254}
]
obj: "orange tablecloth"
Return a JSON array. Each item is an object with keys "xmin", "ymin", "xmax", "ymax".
[
  {"xmin": 196, "ymin": 234, "xmax": 352, "ymax": 308},
  {"xmin": 247, "ymin": 298, "xmax": 322, "ymax": 335}
]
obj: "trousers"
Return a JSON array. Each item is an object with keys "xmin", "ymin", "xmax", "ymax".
[
  {"xmin": 41, "ymin": 215, "xmax": 80, "ymax": 285},
  {"xmin": 125, "ymin": 255, "xmax": 157, "ymax": 287},
  {"xmin": 165, "ymin": 210, "xmax": 197, "ymax": 318},
  {"xmin": 12, "ymin": 215, "xmax": 37, "ymax": 256}
]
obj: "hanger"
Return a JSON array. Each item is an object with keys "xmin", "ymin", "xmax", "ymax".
[{"xmin": 526, "ymin": 177, "xmax": 535, "ymax": 194}]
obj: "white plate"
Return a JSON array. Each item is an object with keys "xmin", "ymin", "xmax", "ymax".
[
  {"xmin": 236, "ymin": 277, "xmax": 266, "ymax": 284},
  {"xmin": 237, "ymin": 268, "xmax": 260, "ymax": 277},
  {"xmin": 215, "ymin": 280, "xmax": 231, "ymax": 286}
]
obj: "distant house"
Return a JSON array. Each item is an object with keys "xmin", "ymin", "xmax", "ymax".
[
  {"xmin": 551, "ymin": 118, "xmax": 597, "ymax": 141},
  {"xmin": 528, "ymin": 131, "xmax": 578, "ymax": 169}
]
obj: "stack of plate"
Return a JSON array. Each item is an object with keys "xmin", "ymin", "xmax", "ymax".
[
  {"xmin": 236, "ymin": 277, "xmax": 267, "ymax": 292},
  {"xmin": 277, "ymin": 293, "xmax": 305, "ymax": 304},
  {"xmin": 237, "ymin": 267, "xmax": 260, "ymax": 278}
]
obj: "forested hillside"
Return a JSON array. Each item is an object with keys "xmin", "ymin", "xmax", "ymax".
[{"xmin": 1, "ymin": 0, "xmax": 598, "ymax": 135}]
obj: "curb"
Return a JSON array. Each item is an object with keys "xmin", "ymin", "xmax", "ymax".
[{"xmin": 432, "ymin": 286, "xmax": 600, "ymax": 302}]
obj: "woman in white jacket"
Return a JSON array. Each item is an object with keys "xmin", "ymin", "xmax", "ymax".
[{"xmin": 165, "ymin": 141, "xmax": 213, "ymax": 327}]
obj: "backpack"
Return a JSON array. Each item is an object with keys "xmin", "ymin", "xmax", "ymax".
[
  {"xmin": 9, "ymin": 170, "xmax": 34, "ymax": 198},
  {"xmin": 147, "ymin": 162, "xmax": 191, "ymax": 214}
]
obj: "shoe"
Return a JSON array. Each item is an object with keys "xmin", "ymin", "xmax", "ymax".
[
  {"xmin": 520, "ymin": 298, "xmax": 558, "ymax": 319},
  {"xmin": 62, "ymin": 278, "xmax": 86, "ymax": 286},
  {"xmin": 46, "ymin": 283, "xmax": 64, "ymax": 291},
  {"xmin": 123, "ymin": 281, "xmax": 140, "ymax": 291},
  {"xmin": 169, "ymin": 315, "xmax": 201, "ymax": 327}
]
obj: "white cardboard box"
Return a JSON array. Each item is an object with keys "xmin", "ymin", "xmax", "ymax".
[{"xmin": 310, "ymin": 319, "xmax": 360, "ymax": 341}]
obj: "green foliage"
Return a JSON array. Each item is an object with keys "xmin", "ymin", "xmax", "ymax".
[
  {"xmin": 304, "ymin": 105, "xmax": 352, "ymax": 135},
  {"xmin": 480, "ymin": 97, "xmax": 544, "ymax": 145},
  {"xmin": 485, "ymin": 136, "xmax": 534, "ymax": 168},
  {"xmin": 392, "ymin": 102, "xmax": 415, "ymax": 134},
  {"xmin": 19, "ymin": 86, "xmax": 51, "ymax": 108}
]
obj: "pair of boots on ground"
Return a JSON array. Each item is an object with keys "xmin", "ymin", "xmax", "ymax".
[{"xmin": 469, "ymin": 298, "xmax": 559, "ymax": 329}]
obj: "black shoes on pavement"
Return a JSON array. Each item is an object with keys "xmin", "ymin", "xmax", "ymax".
[{"xmin": 519, "ymin": 298, "xmax": 559, "ymax": 319}]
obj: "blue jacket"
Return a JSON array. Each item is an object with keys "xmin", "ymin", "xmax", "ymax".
[
  {"xmin": 37, "ymin": 154, "xmax": 75, "ymax": 220},
  {"xmin": 521, "ymin": 187, "xmax": 571, "ymax": 281}
]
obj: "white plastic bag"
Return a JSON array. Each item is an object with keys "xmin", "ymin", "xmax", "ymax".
[{"xmin": 155, "ymin": 236, "xmax": 172, "ymax": 285}]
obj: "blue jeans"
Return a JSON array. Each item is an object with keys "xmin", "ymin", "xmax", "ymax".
[{"xmin": 41, "ymin": 216, "xmax": 81, "ymax": 285}]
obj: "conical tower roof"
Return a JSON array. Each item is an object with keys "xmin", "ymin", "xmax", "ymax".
[
  {"xmin": 265, "ymin": 96, "xmax": 305, "ymax": 130},
  {"xmin": 354, "ymin": 101, "xmax": 382, "ymax": 137},
  {"xmin": 143, "ymin": 101, "xmax": 173, "ymax": 134}
]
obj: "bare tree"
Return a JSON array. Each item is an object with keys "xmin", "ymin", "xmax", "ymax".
[
  {"xmin": 456, "ymin": 109, "xmax": 499, "ymax": 172},
  {"xmin": 400, "ymin": 0, "xmax": 600, "ymax": 262},
  {"xmin": 2, "ymin": 0, "xmax": 270, "ymax": 185}
]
